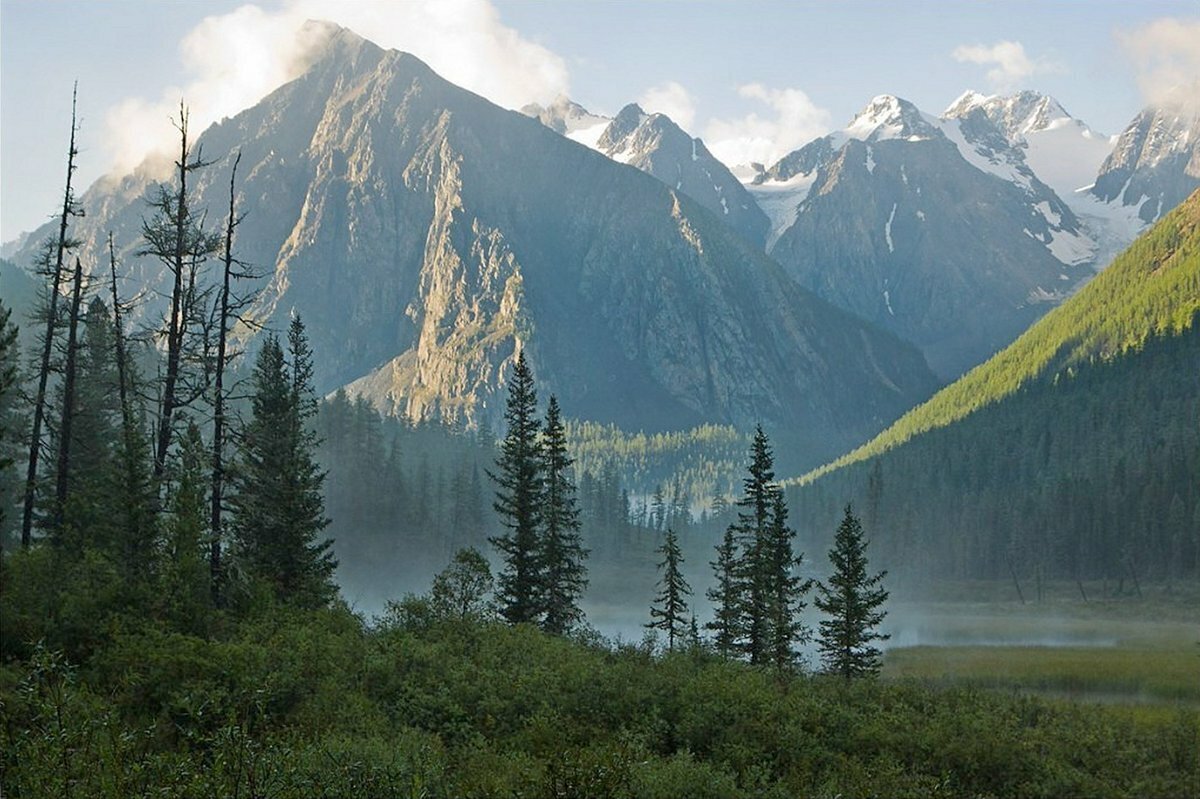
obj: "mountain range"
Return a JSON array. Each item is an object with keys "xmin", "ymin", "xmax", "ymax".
[
  {"xmin": 5, "ymin": 20, "xmax": 1199, "ymax": 474},
  {"xmin": 528, "ymin": 88, "xmax": 1199, "ymax": 379},
  {"xmin": 4, "ymin": 22, "xmax": 936, "ymax": 472}
]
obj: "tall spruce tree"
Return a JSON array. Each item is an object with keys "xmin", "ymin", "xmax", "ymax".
[
  {"xmin": 488, "ymin": 351, "xmax": 543, "ymax": 625},
  {"xmin": 764, "ymin": 491, "xmax": 811, "ymax": 671},
  {"xmin": 731, "ymin": 425, "xmax": 778, "ymax": 664},
  {"xmin": 58, "ymin": 299, "xmax": 122, "ymax": 553},
  {"xmin": 539, "ymin": 395, "xmax": 588, "ymax": 634},
  {"xmin": 0, "ymin": 300, "xmax": 21, "ymax": 544},
  {"xmin": 161, "ymin": 421, "xmax": 211, "ymax": 633},
  {"xmin": 646, "ymin": 528, "xmax": 690, "ymax": 651},
  {"xmin": 229, "ymin": 322, "xmax": 335, "ymax": 609},
  {"xmin": 705, "ymin": 526, "xmax": 742, "ymax": 657},
  {"xmin": 815, "ymin": 504, "xmax": 890, "ymax": 680}
]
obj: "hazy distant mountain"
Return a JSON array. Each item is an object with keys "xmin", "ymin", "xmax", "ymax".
[
  {"xmin": 524, "ymin": 99, "xmax": 769, "ymax": 246},
  {"xmin": 1091, "ymin": 105, "xmax": 1200, "ymax": 224},
  {"xmin": 7, "ymin": 22, "xmax": 936, "ymax": 470},
  {"xmin": 754, "ymin": 94, "xmax": 1093, "ymax": 378}
]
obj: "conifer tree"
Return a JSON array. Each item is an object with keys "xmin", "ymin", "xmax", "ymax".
[
  {"xmin": 705, "ymin": 526, "xmax": 742, "ymax": 657},
  {"xmin": 103, "ymin": 241, "xmax": 157, "ymax": 583},
  {"xmin": 229, "ymin": 322, "xmax": 335, "ymax": 608},
  {"xmin": 539, "ymin": 395, "xmax": 588, "ymax": 634},
  {"xmin": 815, "ymin": 504, "xmax": 890, "ymax": 679},
  {"xmin": 646, "ymin": 528, "xmax": 690, "ymax": 651},
  {"xmin": 731, "ymin": 425, "xmax": 778, "ymax": 664},
  {"xmin": 161, "ymin": 421, "xmax": 210, "ymax": 633},
  {"xmin": 488, "ymin": 351, "xmax": 543, "ymax": 625},
  {"xmin": 50, "ymin": 255, "xmax": 88, "ymax": 534},
  {"xmin": 764, "ymin": 491, "xmax": 811, "ymax": 671},
  {"xmin": 0, "ymin": 300, "xmax": 21, "ymax": 543},
  {"xmin": 58, "ymin": 299, "xmax": 122, "ymax": 552}
]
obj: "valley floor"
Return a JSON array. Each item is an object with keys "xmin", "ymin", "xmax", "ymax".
[{"xmin": 2, "ymin": 553, "xmax": 1197, "ymax": 799}]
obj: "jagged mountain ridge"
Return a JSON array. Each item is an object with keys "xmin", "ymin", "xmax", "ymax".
[
  {"xmin": 523, "ymin": 99, "xmax": 769, "ymax": 247},
  {"xmin": 1091, "ymin": 105, "xmax": 1200, "ymax": 224},
  {"xmin": 7, "ymin": 23, "xmax": 937, "ymax": 471},
  {"xmin": 943, "ymin": 90, "xmax": 1114, "ymax": 204},
  {"xmin": 753, "ymin": 94, "xmax": 1094, "ymax": 378}
]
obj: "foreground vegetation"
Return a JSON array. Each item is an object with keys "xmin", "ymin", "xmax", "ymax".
[{"xmin": 2, "ymin": 565, "xmax": 1197, "ymax": 799}]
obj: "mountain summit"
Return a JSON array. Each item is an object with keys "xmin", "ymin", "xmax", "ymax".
[
  {"xmin": 9, "ymin": 22, "xmax": 936, "ymax": 470},
  {"xmin": 752, "ymin": 93, "xmax": 1092, "ymax": 377}
]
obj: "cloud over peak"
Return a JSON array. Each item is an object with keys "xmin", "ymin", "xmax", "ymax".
[
  {"xmin": 951, "ymin": 40, "xmax": 1059, "ymax": 92},
  {"xmin": 103, "ymin": 0, "xmax": 570, "ymax": 174}
]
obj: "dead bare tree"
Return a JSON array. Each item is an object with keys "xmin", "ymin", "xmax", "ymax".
[
  {"xmin": 21, "ymin": 83, "xmax": 83, "ymax": 547},
  {"xmin": 51, "ymin": 256, "xmax": 87, "ymax": 531},
  {"xmin": 139, "ymin": 103, "xmax": 220, "ymax": 499}
]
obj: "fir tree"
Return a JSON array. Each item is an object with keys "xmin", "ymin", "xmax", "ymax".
[
  {"xmin": 705, "ymin": 526, "xmax": 742, "ymax": 657},
  {"xmin": 488, "ymin": 351, "xmax": 543, "ymax": 625},
  {"xmin": 22, "ymin": 85, "xmax": 82, "ymax": 548},
  {"xmin": 646, "ymin": 528, "xmax": 690, "ymax": 651},
  {"xmin": 730, "ymin": 425, "xmax": 778, "ymax": 664},
  {"xmin": 160, "ymin": 421, "xmax": 210, "ymax": 633},
  {"xmin": 230, "ymin": 324, "xmax": 335, "ymax": 609},
  {"xmin": 0, "ymin": 300, "xmax": 21, "ymax": 544},
  {"xmin": 538, "ymin": 395, "xmax": 588, "ymax": 635},
  {"xmin": 58, "ymin": 299, "xmax": 122, "ymax": 554},
  {"xmin": 139, "ymin": 104, "xmax": 220, "ymax": 496},
  {"xmin": 815, "ymin": 504, "xmax": 890, "ymax": 680},
  {"xmin": 764, "ymin": 490, "xmax": 811, "ymax": 671}
]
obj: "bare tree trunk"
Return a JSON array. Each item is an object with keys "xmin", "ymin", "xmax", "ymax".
[
  {"xmin": 152, "ymin": 108, "xmax": 192, "ymax": 491},
  {"xmin": 21, "ymin": 84, "xmax": 80, "ymax": 547},
  {"xmin": 52, "ymin": 257, "xmax": 86, "ymax": 530},
  {"xmin": 210, "ymin": 152, "xmax": 241, "ymax": 605},
  {"xmin": 107, "ymin": 233, "xmax": 132, "ymax": 431}
]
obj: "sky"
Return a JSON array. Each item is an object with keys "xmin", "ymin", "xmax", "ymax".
[{"xmin": 2, "ymin": 0, "xmax": 1198, "ymax": 243}]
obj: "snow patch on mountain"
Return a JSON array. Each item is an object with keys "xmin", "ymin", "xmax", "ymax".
[{"xmin": 749, "ymin": 170, "xmax": 820, "ymax": 250}]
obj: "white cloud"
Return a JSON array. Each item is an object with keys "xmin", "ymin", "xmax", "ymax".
[
  {"xmin": 703, "ymin": 83, "xmax": 832, "ymax": 168},
  {"xmin": 638, "ymin": 81, "xmax": 696, "ymax": 131},
  {"xmin": 1118, "ymin": 17, "xmax": 1200, "ymax": 111},
  {"xmin": 951, "ymin": 40, "xmax": 1056, "ymax": 92},
  {"xmin": 104, "ymin": 0, "xmax": 570, "ymax": 173}
]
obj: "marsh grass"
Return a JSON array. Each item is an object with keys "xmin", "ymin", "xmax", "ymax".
[{"xmin": 884, "ymin": 594, "xmax": 1200, "ymax": 705}]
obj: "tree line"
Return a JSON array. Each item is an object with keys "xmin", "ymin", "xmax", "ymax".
[{"xmin": 0, "ymin": 94, "xmax": 335, "ymax": 621}]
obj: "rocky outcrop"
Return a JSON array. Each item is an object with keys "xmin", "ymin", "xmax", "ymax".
[{"xmin": 1091, "ymin": 106, "xmax": 1200, "ymax": 223}]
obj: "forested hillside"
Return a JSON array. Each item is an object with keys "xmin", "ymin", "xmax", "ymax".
[
  {"xmin": 814, "ymin": 188, "xmax": 1200, "ymax": 476},
  {"xmin": 791, "ymin": 193, "xmax": 1200, "ymax": 587}
]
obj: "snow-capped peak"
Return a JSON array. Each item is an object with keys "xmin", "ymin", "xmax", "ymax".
[
  {"xmin": 521, "ymin": 95, "xmax": 611, "ymax": 149},
  {"xmin": 943, "ymin": 89, "xmax": 994, "ymax": 119},
  {"xmin": 845, "ymin": 95, "xmax": 939, "ymax": 142},
  {"xmin": 943, "ymin": 90, "xmax": 1083, "ymax": 140}
]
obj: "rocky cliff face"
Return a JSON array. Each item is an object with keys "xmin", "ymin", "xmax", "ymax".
[
  {"xmin": 524, "ymin": 100, "xmax": 769, "ymax": 247},
  {"xmin": 1091, "ymin": 106, "xmax": 1200, "ymax": 224},
  {"xmin": 757, "ymin": 95, "xmax": 1092, "ymax": 378},
  {"xmin": 9, "ymin": 24, "xmax": 937, "ymax": 469}
]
